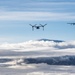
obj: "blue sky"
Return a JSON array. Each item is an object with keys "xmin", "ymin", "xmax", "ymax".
[{"xmin": 0, "ymin": 0, "xmax": 75, "ymax": 42}]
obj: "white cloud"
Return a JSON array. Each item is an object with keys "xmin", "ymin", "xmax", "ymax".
[
  {"xmin": 0, "ymin": 40, "xmax": 75, "ymax": 51},
  {"xmin": 0, "ymin": 12, "xmax": 75, "ymax": 21},
  {"xmin": 1, "ymin": 60, "xmax": 75, "ymax": 75},
  {"xmin": 0, "ymin": 40, "xmax": 75, "ymax": 58}
]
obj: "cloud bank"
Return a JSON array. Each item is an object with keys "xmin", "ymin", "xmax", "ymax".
[
  {"xmin": 0, "ymin": 40, "xmax": 75, "ymax": 51},
  {"xmin": 0, "ymin": 40, "xmax": 75, "ymax": 75}
]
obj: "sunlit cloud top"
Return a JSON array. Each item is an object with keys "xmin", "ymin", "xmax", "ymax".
[{"xmin": 0, "ymin": 40, "xmax": 75, "ymax": 51}]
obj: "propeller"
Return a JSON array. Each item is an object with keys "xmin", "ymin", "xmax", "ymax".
[
  {"xmin": 29, "ymin": 24, "xmax": 37, "ymax": 31},
  {"xmin": 40, "ymin": 24, "xmax": 47, "ymax": 27},
  {"xmin": 40, "ymin": 24, "xmax": 47, "ymax": 30}
]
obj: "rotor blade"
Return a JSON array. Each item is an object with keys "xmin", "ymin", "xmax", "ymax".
[
  {"xmin": 29, "ymin": 24, "xmax": 33, "ymax": 26},
  {"xmin": 44, "ymin": 24, "xmax": 47, "ymax": 26},
  {"xmin": 67, "ymin": 23, "xmax": 72, "ymax": 24},
  {"xmin": 30, "ymin": 24, "xmax": 37, "ymax": 27},
  {"xmin": 40, "ymin": 24, "xmax": 47, "ymax": 27}
]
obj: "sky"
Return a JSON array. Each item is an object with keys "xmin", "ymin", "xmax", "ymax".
[{"xmin": 0, "ymin": 0, "xmax": 75, "ymax": 43}]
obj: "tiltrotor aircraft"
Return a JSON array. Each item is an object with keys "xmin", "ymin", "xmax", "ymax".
[{"xmin": 29, "ymin": 24, "xmax": 47, "ymax": 31}]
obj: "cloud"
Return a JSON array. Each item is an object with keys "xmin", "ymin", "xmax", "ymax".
[
  {"xmin": 0, "ymin": 40, "xmax": 75, "ymax": 58},
  {"xmin": 0, "ymin": 57, "xmax": 75, "ymax": 75},
  {"xmin": 25, "ymin": 55, "xmax": 75, "ymax": 65},
  {"xmin": 27, "ymin": 72, "xmax": 74, "ymax": 75},
  {"xmin": 0, "ymin": 40, "xmax": 75, "ymax": 51},
  {"xmin": 0, "ymin": 0, "xmax": 75, "ymax": 12},
  {"xmin": 0, "ymin": 12, "xmax": 75, "ymax": 21}
]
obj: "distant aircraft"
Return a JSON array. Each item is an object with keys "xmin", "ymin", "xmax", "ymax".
[
  {"xmin": 29, "ymin": 24, "xmax": 47, "ymax": 31},
  {"xmin": 67, "ymin": 23, "xmax": 75, "ymax": 25}
]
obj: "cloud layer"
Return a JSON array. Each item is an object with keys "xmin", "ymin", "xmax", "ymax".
[
  {"xmin": 0, "ymin": 40, "xmax": 75, "ymax": 51},
  {"xmin": 0, "ymin": 55, "xmax": 75, "ymax": 75},
  {"xmin": 0, "ymin": 40, "xmax": 75, "ymax": 75}
]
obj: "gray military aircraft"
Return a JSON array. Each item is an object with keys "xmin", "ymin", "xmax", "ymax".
[
  {"xmin": 67, "ymin": 23, "xmax": 75, "ymax": 25},
  {"xmin": 29, "ymin": 24, "xmax": 47, "ymax": 31}
]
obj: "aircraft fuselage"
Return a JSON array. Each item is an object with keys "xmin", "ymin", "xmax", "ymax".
[{"xmin": 36, "ymin": 26, "xmax": 40, "ymax": 29}]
